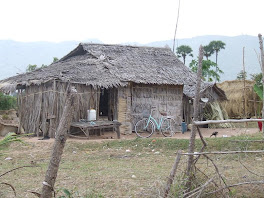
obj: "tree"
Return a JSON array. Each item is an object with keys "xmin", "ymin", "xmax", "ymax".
[
  {"xmin": 208, "ymin": 40, "xmax": 226, "ymax": 65},
  {"xmin": 53, "ymin": 57, "xmax": 59, "ymax": 63},
  {"xmin": 203, "ymin": 45, "xmax": 213, "ymax": 60},
  {"xmin": 237, "ymin": 70, "xmax": 247, "ymax": 80},
  {"xmin": 208, "ymin": 40, "xmax": 226, "ymax": 81},
  {"xmin": 189, "ymin": 59, "xmax": 223, "ymax": 82},
  {"xmin": 26, "ymin": 64, "xmax": 38, "ymax": 72},
  {"xmin": 176, "ymin": 45, "xmax": 193, "ymax": 64}
]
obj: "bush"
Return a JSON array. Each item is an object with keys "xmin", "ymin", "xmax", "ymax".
[{"xmin": 0, "ymin": 92, "xmax": 17, "ymax": 110}]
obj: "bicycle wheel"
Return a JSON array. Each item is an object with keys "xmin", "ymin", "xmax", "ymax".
[
  {"xmin": 135, "ymin": 118, "xmax": 155, "ymax": 138},
  {"xmin": 161, "ymin": 118, "xmax": 176, "ymax": 137}
]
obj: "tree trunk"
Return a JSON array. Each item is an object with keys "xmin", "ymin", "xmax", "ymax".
[
  {"xmin": 185, "ymin": 45, "xmax": 203, "ymax": 190},
  {"xmin": 258, "ymin": 34, "xmax": 264, "ymax": 134},
  {"xmin": 41, "ymin": 85, "xmax": 75, "ymax": 198}
]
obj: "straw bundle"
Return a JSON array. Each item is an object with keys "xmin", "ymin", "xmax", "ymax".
[{"xmin": 218, "ymin": 80, "xmax": 262, "ymax": 118}]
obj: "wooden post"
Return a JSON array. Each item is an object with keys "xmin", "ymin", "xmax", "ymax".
[
  {"xmin": 185, "ymin": 45, "xmax": 203, "ymax": 190},
  {"xmin": 163, "ymin": 151, "xmax": 182, "ymax": 198},
  {"xmin": 40, "ymin": 85, "xmax": 76, "ymax": 198},
  {"xmin": 258, "ymin": 34, "xmax": 264, "ymax": 134}
]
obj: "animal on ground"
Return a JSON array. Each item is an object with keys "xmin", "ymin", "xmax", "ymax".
[{"xmin": 210, "ymin": 131, "xmax": 218, "ymax": 137}]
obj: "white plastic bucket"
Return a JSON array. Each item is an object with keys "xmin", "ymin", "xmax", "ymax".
[{"xmin": 87, "ymin": 109, "xmax": 96, "ymax": 121}]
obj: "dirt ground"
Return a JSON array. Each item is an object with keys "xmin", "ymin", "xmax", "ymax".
[{"xmin": 22, "ymin": 127, "xmax": 261, "ymax": 144}]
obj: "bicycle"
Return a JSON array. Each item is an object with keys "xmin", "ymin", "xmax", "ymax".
[{"xmin": 135, "ymin": 107, "xmax": 177, "ymax": 138}]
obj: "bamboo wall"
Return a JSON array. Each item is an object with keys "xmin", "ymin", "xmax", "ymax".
[
  {"xmin": 18, "ymin": 81, "xmax": 99, "ymax": 137},
  {"xmin": 131, "ymin": 84, "xmax": 183, "ymax": 131},
  {"xmin": 18, "ymin": 81, "xmax": 184, "ymax": 137}
]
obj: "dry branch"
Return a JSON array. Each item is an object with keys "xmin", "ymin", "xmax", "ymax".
[
  {"xmin": 206, "ymin": 180, "xmax": 264, "ymax": 195},
  {"xmin": 181, "ymin": 150, "xmax": 264, "ymax": 155},
  {"xmin": 163, "ymin": 150, "xmax": 182, "ymax": 198},
  {"xmin": 193, "ymin": 119, "xmax": 264, "ymax": 125},
  {"xmin": 0, "ymin": 165, "xmax": 37, "ymax": 178}
]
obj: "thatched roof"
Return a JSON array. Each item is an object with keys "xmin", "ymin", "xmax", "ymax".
[
  {"xmin": 183, "ymin": 82, "xmax": 227, "ymax": 101},
  {"xmin": 0, "ymin": 43, "xmax": 197, "ymax": 92}
]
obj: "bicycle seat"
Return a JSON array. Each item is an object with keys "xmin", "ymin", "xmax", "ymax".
[
  {"xmin": 160, "ymin": 111, "xmax": 167, "ymax": 116},
  {"xmin": 166, "ymin": 116, "xmax": 174, "ymax": 119}
]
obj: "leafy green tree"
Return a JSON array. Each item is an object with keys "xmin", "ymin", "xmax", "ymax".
[
  {"xmin": 189, "ymin": 59, "xmax": 223, "ymax": 82},
  {"xmin": 26, "ymin": 64, "xmax": 38, "ymax": 72},
  {"xmin": 203, "ymin": 45, "xmax": 213, "ymax": 60},
  {"xmin": 0, "ymin": 92, "xmax": 17, "ymax": 110},
  {"xmin": 176, "ymin": 45, "xmax": 193, "ymax": 64},
  {"xmin": 236, "ymin": 70, "xmax": 247, "ymax": 80}
]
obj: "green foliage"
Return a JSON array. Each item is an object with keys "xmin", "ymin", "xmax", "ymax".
[
  {"xmin": 253, "ymin": 84, "xmax": 263, "ymax": 100},
  {"xmin": 208, "ymin": 40, "xmax": 226, "ymax": 55},
  {"xmin": 251, "ymin": 73, "xmax": 263, "ymax": 100},
  {"xmin": 189, "ymin": 59, "xmax": 223, "ymax": 82},
  {"xmin": 0, "ymin": 92, "xmax": 17, "ymax": 110},
  {"xmin": 53, "ymin": 57, "xmax": 59, "ymax": 63},
  {"xmin": 203, "ymin": 44, "xmax": 214, "ymax": 60},
  {"xmin": 251, "ymin": 73, "xmax": 262, "ymax": 86},
  {"xmin": 236, "ymin": 70, "xmax": 247, "ymax": 80},
  {"xmin": 0, "ymin": 133, "xmax": 24, "ymax": 149},
  {"xmin": 26, "ymin": 64, "xmax": 38, "ymax": 72},
  {"xmin": 176, "ymin": 45, "xmax": 193, "ymax": 64}
]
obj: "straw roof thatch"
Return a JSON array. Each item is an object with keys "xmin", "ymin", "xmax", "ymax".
[
  {"xmin": 183, "ymin": 82, "xmax": 227, "ymax": 101},
  {"xmin": 0, "ymin": 43, "xmax": 197, "ymax": 92},
  {"xmin": 218, "ymin": 80, "xmax": 261, "ymax": 118}
]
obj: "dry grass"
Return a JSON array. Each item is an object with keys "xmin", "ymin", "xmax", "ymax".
[
  {"xmin": 218, "ymin": 80, "xmax": 262, "ymax": 118},
  {"xmin": 1, "ymin": 133, "xmax": 264, "ymax": 197}
]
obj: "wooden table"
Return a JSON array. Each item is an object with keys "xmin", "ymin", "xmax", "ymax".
[{"xmin": 70, "ymin": 120, "xmax": 121, "ymax": 139}]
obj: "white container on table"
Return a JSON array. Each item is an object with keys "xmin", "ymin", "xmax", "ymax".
[{"xmin": 87, "ymin": 109, "xmax": 96, "ymax": 121}]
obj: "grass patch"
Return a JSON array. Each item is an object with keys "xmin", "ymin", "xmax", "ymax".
[{"xmin": 1, "ymin": 133, "xmax": 264, "ymax": 197}]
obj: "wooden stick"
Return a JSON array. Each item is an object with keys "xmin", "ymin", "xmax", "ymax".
[
  {"xmin": 163, "ymin": 150, "xmax": 182, "ymax": 198},
  {"xmin": 206, "ymin": 180, "xmax": 264, "ymax": 195},
  {"xmin": 230, "ymin": 140, "xmax": 264, "ymax": 142},
  {"xmin": 193, "ymin": 118, "xmax": 264, "ymax": 125},
  {"xmin": 194, "ymin": 126, "xmax": 207, "ymax": 165},
  {"xmin": 41, "ymin": 85, "xmax": 76, "ymax": 198},
  {"xmin": 186, "ymin": 45, "xmax": 204, "ymax": 191},
  {"xmin": 181, "ymin": 150, "xmax": 264, "ymax": 155},
  {"xmin": 258, "ymin": 34, "xmax": 264, "ymax": 134}
]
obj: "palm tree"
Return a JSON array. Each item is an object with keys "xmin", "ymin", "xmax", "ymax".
[
  {"xmin": 208, "ymin": 40, "xmax": 226, "ymax": 65},
  {"xmin": 176, "ymin": 45, "xmax": 193, "ymax": 64},
  {"xmin": 203, "ymin": 45, "xmax": 213, "ymax": 60},
  {"xmin": 208, "ymin": 40, "xmax": 226, "ymax": 81}
]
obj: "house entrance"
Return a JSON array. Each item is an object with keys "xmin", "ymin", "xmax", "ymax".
[{"xmin": 99, "ymin": 89, "xmax": 109, "ymax": 117}]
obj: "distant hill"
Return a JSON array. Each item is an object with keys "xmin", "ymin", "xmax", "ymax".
[
  {"xmin": 0, "ymin": 35, "xmax": 261, "ymax": 81},
  {"xmin": 147, "ymin": 35, "xmax": 261, "ymax": 81}
]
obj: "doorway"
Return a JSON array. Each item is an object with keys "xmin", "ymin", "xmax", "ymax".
[{"xmin": 99, "ymin": 88, "xmax": 109, "ymax": 117}]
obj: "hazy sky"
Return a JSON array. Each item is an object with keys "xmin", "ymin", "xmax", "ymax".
[{"xmin": 1, "ymin": 0, "xmax": 263, "ymax": 44}]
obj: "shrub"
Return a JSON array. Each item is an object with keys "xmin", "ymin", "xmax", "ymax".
[{"xmin": 0, "ymin": 92, "xmax": 17, "ymax": 110}]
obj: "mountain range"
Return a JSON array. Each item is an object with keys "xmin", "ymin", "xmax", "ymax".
[{"xmin": 0, "ymin": 35, "xmax": 261, "ymax": 81}]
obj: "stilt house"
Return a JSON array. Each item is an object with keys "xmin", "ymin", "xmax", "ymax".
[{"xmin": 0, "ymin": 43, "xmax": 196, "ymax": 137}]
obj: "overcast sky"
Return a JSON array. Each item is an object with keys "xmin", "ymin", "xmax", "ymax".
[{"xmin": 0, "ymin": 0, "xmax": 263, "ymax": 44}]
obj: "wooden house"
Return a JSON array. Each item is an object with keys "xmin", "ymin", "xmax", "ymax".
[
  {"xmin": 183, "ymin": 82, "xmax": 227, "ymax": 125},
  {"xmin": 0, "ymin": 43, "xmax": 196, "ymax": 137}
]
